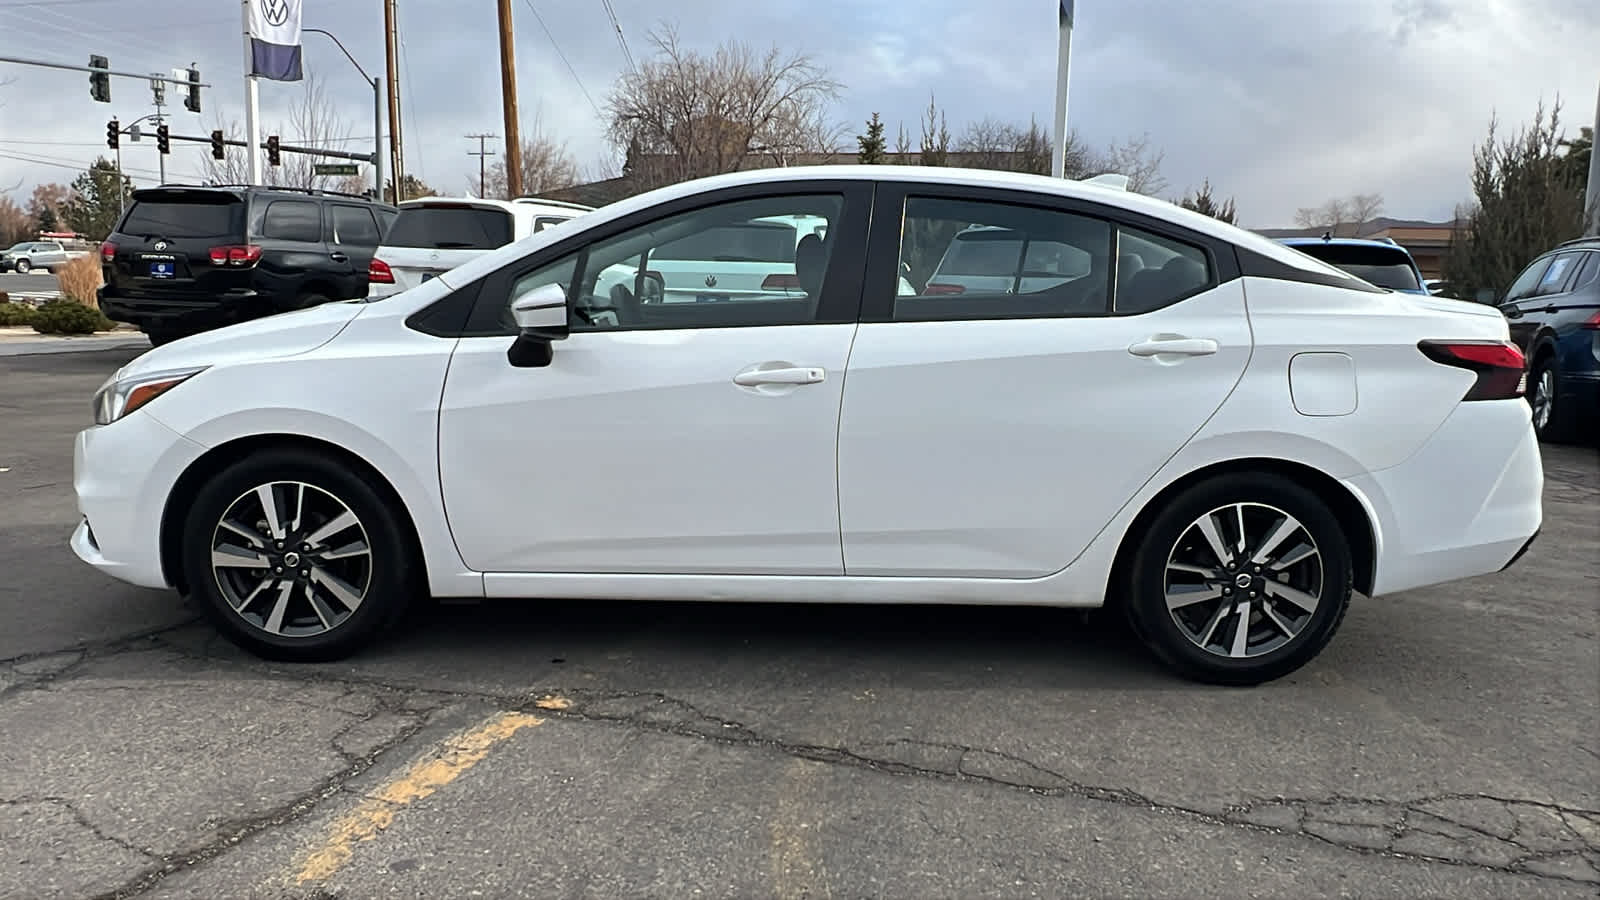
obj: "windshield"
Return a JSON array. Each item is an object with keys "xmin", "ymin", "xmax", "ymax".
[
  {"xmin": 120, "ymin": 198, "xmax": 243, "ymax": 239},
  {"xmin": 1288, "ymin": 243, "xmax": 1421, "ymax": 291},
  {"xmin": 4, "ymin": 243, "xmax": 31, "ymax": 252},
  {"xmin": 383, "ymin": 206, "xmax": 513, "ymax": 250},
  {"xmin": 652, "ymin": 222, "xmax": 796, "ymax": 263}
]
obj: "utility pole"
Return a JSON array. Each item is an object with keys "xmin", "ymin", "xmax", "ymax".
[
  {"xmin": 466, "ymin": 132, "xmax": 497, "ymax": 197},
  {"xmin": 1051, "ymin": 0, "xmax": 1074, "ymax": 179},
  {"xmin": 496, "ymin": 0, "xmax": 524, "ymax": 198},
  {"xmin": 383, "ymin": 0, "xmax": 404, "ymax": 202},
  {"xmin": 149, "ymin": 73, "xmax": 167, "ymax": 184},
  {"xmin": 1586, "ymin": 78, "xmax": 1599, "ymax": 237}
]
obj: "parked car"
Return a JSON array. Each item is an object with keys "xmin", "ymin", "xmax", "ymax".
[
  {"xmin": 0, "ymin": 240, "xmax": 72, "ymax": 273},
  {"xmin": 1485, "ymin": 236, "xmax": 1600, "ymax": 443},
  {"xmin": 1278, "ymin": 235, "xmax": 1429, "ymax": 294},
  {"xmin": 367, "ymin": 196, "xmax": 592, "ymax": 300},
  {"xmin": 71, "ymin": 165, "xmax": 1542, "ymax": 685},
  {"xmin": 97, "ymin": 184, "xmax": 400, "ymax": 345}
]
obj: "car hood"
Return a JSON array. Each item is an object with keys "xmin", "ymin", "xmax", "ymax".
[{"xmin": 110, "ymin": 300, "xmax": 366, "ymax": 383}]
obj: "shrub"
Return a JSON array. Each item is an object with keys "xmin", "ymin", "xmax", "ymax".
[
  {"xmin": 30, "ymin": 298, "xmax": 115, "ymax": 335},
  {"xmin": 55, "ymin": 253, "xmax": 104, "ymax": 307},
  {"xmin": 0, "ymin": 300, "xmax": 37, "ymax": 327}
]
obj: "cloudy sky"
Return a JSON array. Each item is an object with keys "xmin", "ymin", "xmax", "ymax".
[{"xmin": 0, "ymin": 0, "xmax": 1595, "ymax": 227}]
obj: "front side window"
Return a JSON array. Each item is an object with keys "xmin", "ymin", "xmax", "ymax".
[
  {"xmin": 894, "ymin": 196, "xmax": 1112, "ymax": 321},
  {"xmin": 1115, "ymin": 227, "xmax": 1214, "ymax": 313},
  {"xmin": 1571, "ymin": 252, "xmax": 1600, "ymax": 293},
  {"xmin": 260, "ymin": 200, "xmax": 322, "ymax": 242},
  {"xmin": 1503, "ymin": 257, "xmax": 1551, "ymax": 302},
  {"xmin": 562, "ymin": 193, "xmax": 845, "ymax": 332}
]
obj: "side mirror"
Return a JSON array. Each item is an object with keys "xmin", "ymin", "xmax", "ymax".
[
  {"xmin": 508, "ymin": 282, "xmax": 568, "ymax": 368},
  {"xmin": 1475, "ymin": 288, "xmax": 1497, "ymax": 304},
  {"xmin": 637, "ymin": 269, "xmax": 665, "ymax": 304}
]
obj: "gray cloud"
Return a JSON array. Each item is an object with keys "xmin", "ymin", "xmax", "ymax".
[{"xmin": 1, "ymin": 0, "xmax": 1595, "ymax": 226}]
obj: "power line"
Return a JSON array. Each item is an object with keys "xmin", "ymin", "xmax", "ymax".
[
  {"xmin": 520, "ymin": 0, "xmax": 603, "ymax": 118},
  {"xmin": 597, "ymin": 0, "xmax": 636, "ymax": 73}
]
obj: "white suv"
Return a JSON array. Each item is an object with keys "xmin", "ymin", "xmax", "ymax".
[{"xmin": 367, "ymin": 196, "xmax": 591, "ymax": 299}]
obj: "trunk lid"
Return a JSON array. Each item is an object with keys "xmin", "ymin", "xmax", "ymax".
[{"xmin": 107, "ymin": 188, "xmax": 253, "ymax": 298}]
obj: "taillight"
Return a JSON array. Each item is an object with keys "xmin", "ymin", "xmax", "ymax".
[
  {"xmin": 1418, "ymin": 340, "xmax": 1527, "ymax": 401},
  {"xmin": 760, "ymin": 273, "xmax": 801, "ymax": 290},
  {"xmin": 208, "ymin": 244, "xmax": 262, "ymax": 266},
  {"xmin": 1581, "ymin": 310, "xmax": 1600, "ymax": 330},
  {"xmin": 923, "ymin": 283, "xmax": 965, "ymax": 295},
  {"xmin": 369, "ymin": 258, "xmax": 395, "ymax": 284},
  {"xmin": 99, "ymin": 241, "xmax": 116, "ymax": 263}
]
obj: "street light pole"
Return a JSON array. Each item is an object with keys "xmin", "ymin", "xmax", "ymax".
[{"xmin": 303, "ymin": 27, "xmax": 383, "ymax": 199}]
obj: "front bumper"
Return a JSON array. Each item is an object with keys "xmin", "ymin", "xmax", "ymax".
[{"xmin": 72, "ymin": 409, "xmax": 207, "ymax": 590}]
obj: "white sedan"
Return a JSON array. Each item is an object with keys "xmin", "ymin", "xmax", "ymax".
[{"xmin": 71, "ymin": 165, "xmax": 1543, "ymax": 684}]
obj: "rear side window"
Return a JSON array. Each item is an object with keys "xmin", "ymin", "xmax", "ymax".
[
  {"xmin": 651, "ymin": 221, "xmax": 798, "ymax": 262},
  {"xmin": 329, "ymin": 205, "xmax": 381, "ymax": 245},
  {"xmin": 1533, "ymin": 251, "xmax": 1582, "ymax": 295},
  {"xmin": 1115, "ymin": 227, "xmax": 1213, "ymax": 314},
  {"xmin": 384, "ymin": 206, "xmax": 513, "ymax": 249},
  {"xmin": 1572, "ymin": 252, "xmax": 1600, "ymax": 293},
  {"xmin": 120, "ymin": 198, "xmax": 243, "ymax": 238},
  {"xmin": 1290, "ymin": 243, "xmax": 1421, "ymax": 291},
  {"xmin": 260, "ymin": 200, "xmax": 323, "ymax": 242}
]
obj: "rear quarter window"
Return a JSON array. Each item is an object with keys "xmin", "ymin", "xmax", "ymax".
[
  {"xmin": 1289, "ymin": 243, "xmax": 1421, "ymax": 291},
  {"xmin": 384, "ymin": 206, "xmax": 513, "ymax": 249}
]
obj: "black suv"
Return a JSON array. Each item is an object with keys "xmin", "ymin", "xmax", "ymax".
[
  {"xmin": 98, "ymin": 185, "xmax": 399, "ymax": 345},
  {"xmin": 1487, "ymin": 236, "xmax": 1600, "ymax": 443}
]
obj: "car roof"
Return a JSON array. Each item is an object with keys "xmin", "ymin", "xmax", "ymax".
[
  {"xmin": 559, "ymin": 165, "xmax": 1359, "ymax": 280},
  {"xmin": 128, "ymin": 184, "xmax": 397, "ymax": 210}
]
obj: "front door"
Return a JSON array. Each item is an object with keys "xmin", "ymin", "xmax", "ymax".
[
  {"xmin": 837, "ymin": 185, "xmax": 1253, "ymax": 577},
  {"xmin": 438, "ymin": 184, "xmax": 871, "ymax": 576}
]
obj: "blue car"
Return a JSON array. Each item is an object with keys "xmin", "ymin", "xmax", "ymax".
[
  {"xmin": 1277, "ymin": 235, "xmax": 1430, "ymax": 294},
  {"xmin": 1491, "ymin": 237, "xmax": 1600, "ymax": 443}
]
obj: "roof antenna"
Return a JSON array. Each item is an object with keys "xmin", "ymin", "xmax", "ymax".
[{"xmin": 1321, "ymin": 230, "xmax": 1332, "ymax": 242}]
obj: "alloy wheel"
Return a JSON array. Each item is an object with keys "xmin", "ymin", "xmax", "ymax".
[
  {"xmin": 1531, "ymin": 368, "xmax": 1554, "ymax": 432},
  {"xmin": 1163, "ymin": 502, "xmax": 1324, "ymax": 659},
  {"xmin": 210, "ymin": 481, "xmax": 373, "ymax": 638}
]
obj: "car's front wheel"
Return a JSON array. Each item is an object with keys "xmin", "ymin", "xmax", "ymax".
[
  {"xmin": 1124, "ymin": 473, "xmax": 1353, "ymax": 685},
  {"xmin": 180, "ymin": 448, "xmax": 416, "ymax": 661},
  {"xmin": 14, "ymin": 258, "xmax": 30, "ymax": 274}
]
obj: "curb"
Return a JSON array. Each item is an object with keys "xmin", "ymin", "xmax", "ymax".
[{"xmin": 0, "ymin": 334, "xmax": 149, "ymax": 358}]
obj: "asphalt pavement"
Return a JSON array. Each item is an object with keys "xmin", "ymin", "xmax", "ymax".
[
  {"xmin": 2, "ymin": 347, "xmax": 1597, "ymax": 899},
  {"xmin": 0, "ymin": 270, "xmax": 61, "ymax": 299}
]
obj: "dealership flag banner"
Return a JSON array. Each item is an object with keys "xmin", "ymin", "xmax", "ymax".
[{"xmin": 248, "ymin": 0, "xmax": 304, "ymax": 81}]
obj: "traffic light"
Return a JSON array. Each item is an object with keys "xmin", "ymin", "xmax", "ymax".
[
  {"xmin": 106, "ymin": 119, "xmax": 119, "ymax": 150},
  {"xmin": 88, "ymin": 54, "xmax": 110, "ymax": 103},
  {"xmin": 210, "ymin": 129, "xmax": 225, "ymax": 160},
  {"xmin": 156, "ymin": 124, "xmax": 170, "ymax": 155},
  {"xmin": 266, "ymin": 134, "xmax": 281, "ymax": 167},
  {"xmin": 183, "ymin": 67, "xmax": 201, "ymax": 113}
]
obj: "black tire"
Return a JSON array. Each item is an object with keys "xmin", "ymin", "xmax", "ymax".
[
  {"xmin": 180, "ymin": 448, "xmax": 416, "ymax": 661},
  {"xmin": 1528, "ymin": 355, "xmax": 1577, "ymax": 444},
  {"xmin": 14, "ymin": 259, "xmax": 30, "ymax": 274},
  {"xmin": 1124, "ymin": 472, "xmax": 1353, "ymax": 686}
]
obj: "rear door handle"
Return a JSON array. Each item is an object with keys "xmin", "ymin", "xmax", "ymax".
[
  {"xmin": 733, "ymin": 366, "xmax": 825, "ymax": 386},
  {"xmin": 1128, "ymin": 337, "xmax": 1219, "ymax": 357},
  {"xmin": 329, "ymin": 252, "xmax": 348, "ymax": 262}
]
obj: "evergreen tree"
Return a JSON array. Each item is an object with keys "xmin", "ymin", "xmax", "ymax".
[
  {"xmin": 1179, "ymin": 178, "xmax": 1239, "ymax": 224},
  {"xmin": 63, "ymin": 158, "xmax": 131, "ymax": 240},
  {"xmin": 857, "ymin": 112, "xmax": 887, "ymax": 164}
]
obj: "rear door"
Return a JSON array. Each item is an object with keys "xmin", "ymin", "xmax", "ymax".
[
  {"xmin": 108, "ymin": 189, "xmax": 248, "ymax": 297},
  {"xmin": 249, "ymin": 198, "xmax": 329, "ymax": 303},
  {"xmin": 326, "ymin": 203, "xmax": 385, "ymax": 298},
  {"xmin": 837, "ymin": 183, "xmax": 1252, "ymax": 578},
  {"xmin": 375, "ymin": 202, "xmax": 515, "ymax": 293}
]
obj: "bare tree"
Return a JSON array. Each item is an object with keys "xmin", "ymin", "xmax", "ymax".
[
  {"xmin": 199, "ymin": 71, "xmax": 361, "ymax": 191},
  {"xmin": 1295, "ymin": 192, "xmax": 1385, "ymax": 236},
  {"xmin": 919, "ymin": 93, "xmax": 951, "ymax": 167},
  {"xmin": 606, "ymin": 25, "xmax": 842, "ymax": 190},
  {"xmin": 894, "ymin": 121, "xmax": 912, "ymax": 157},
  {"xmin": 487, "ymin": 114, "xmax": 581, "ymax": 198},
  {"xmin": 1090, "ymin": 134, "xmax": 1167, "ymax": 195}
]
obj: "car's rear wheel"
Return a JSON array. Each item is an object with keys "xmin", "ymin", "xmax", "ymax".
[
  {"xmin": 1528, "ymin": 356, "xmax": 1576, "ymax": 443},
  {"xmin": 1125, "ymin": 473, "xmax": 1353, "ymax": 685},
  {"xmin": 180, "ymin": 449, "xmax": 415, "ymax": 661}
]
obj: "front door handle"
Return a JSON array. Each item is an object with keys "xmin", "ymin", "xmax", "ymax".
[
  {"xmin": 329, "ymin": 251, "xmax": 348, "ymax": 263},
  {"xmin": 733, "ymin": 366, "xmax": 825, "ymax": 386},
  {"xmin": 1128, "ymin": 336, "xmax": 1219, "ymax": 358}
]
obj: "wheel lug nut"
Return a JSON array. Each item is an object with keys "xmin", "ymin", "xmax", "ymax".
[
  {"xmin": 1249, "ymin": 591, "xmax": 1257, "ymax": 598},
  {"xmin": 274, "ymin": 566, "xmax": 283, "ymax": 574}
]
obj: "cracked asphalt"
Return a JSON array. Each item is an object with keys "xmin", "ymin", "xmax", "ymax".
[{"xmin": 2, "ymin": 347, "xmax": 1597, "ymax": 899}]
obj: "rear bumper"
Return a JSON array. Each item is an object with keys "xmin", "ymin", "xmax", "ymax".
[
  {"xmin": 98, "ymin": 285, "xmax": 267, "ymax": 332},
  {"xmin": 1344, "ymin": 399, "xmax": 1543, "ymax": 597}
]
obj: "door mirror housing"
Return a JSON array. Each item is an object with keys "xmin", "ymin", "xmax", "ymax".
[{"xmin": 508, "ymin": 282, "xmax": 568, "ymax": 368}]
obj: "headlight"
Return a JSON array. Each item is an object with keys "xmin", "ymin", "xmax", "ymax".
[{"xmin": 92, "ymin": 366, "xmax": 208, "ymax": 425}]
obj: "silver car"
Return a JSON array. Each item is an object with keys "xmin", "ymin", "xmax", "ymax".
[{"xmin": 0, "ymin": 241, "xmax": 70, "ymax": 274}]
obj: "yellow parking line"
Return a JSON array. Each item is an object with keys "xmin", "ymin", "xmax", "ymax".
[{"xmin": 294, "ymin": 710, "xmax": 544, "ymax": 884}]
